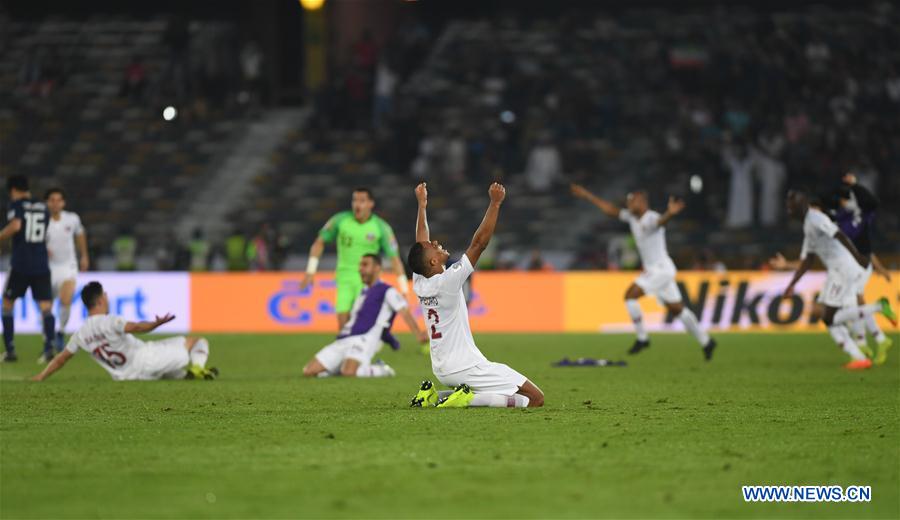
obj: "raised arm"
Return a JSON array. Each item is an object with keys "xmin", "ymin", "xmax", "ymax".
[
  {"xmin": 31, "ymin": 349, "xmax": 73, "ymax": 381},
  {"xmin": 570, "ymin": 184, "xmax": 620, "ymax": 218},
  {"xmin": 124, "ymin": 313, "xmax": 175, "ymax": 334},
  {"xmin": 656, "ymin": 196, "xmax": 686, "ymax": 227},
  {"xmin": 415, "ymin": 182, "xmax": 430, "ymax": 243},
  {"xmin": 465, "ymin": 183, "xmax": 506, "ymax": 266},
  {"xmin": 871, "ymin": 253, "xmax": 892, "ymax": 282}
]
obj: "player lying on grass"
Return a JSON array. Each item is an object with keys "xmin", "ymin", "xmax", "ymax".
[
  {"xmin": 31, "ymin": 281, "xmax": 217, "ymax": 381},
  {"xmin": 303, "ymin": 254, "xmax": 427, "ymax": 378},
  {"xmin": 570, "ymin": 184, "xmax": 716, "ymax": 360},
  {"xmin": 780, "ymin": 189, "xmax": 896, "ymax": 370},
  {"xmin": 407, "ymin": 182, "xmax": 544, "ymax": 408}
]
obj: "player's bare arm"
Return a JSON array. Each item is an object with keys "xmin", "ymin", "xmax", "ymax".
[
  {"xmin": 77, "ymin": 230, "xmax": 89, "ymax": 271},
  {"xmin": 301, "ymin": 237, "xmax": 326, "ymax": 290},
  {"xmin": 31, "ymin": 349, "xmax": 73, "ymax": 381},
  {"xmin": 768, "ymin": 252, "xmax": 801, "ymax": 271},
  {"xmin": 465, "ymin": 183, "xmax": 506, "ymax": 266},
  {"xmin": 570, "ymin": 183, "xmax": 620, "ymax": 218},
  {"xmin": 124, "ymin": 313, "xmax": 176, "ymax": 334},
  {"xmin": 833, "ymin": 230, "xmax": 867, "ymax": 268},
  {"xmin": 656, "ymin": 197, "xmax": 685, "ymax": 227},
  {"xmin": 389, "ymin": 255, "xmax": 409, "ymax": 294},
  {"xmin": 398, "ymin": 307, "xmax": 429, "ymax": 344},
  {"xmin": 0, "ymin": 218, "xmax": 22, "ymax": 241},
  {"xmin": 871, "ymin": 253, "xmax": 891, "ymax": 282},
  {"xmin": 783, "ymin": 255, "xmax": 816, "ymax": 298},
  {"xmin": 415, "ymin": 182, "xmax": 430, "ymax": 243}
]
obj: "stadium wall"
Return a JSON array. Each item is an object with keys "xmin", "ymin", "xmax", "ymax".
[{"xmin": 1, "ymin": 272, "xmax": 896, "ymax": 334}]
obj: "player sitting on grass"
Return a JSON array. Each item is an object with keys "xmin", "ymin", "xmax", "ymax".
[
  {"xmin": 31, "ymin": 281, "xmax": 216, "ymax": 381},
  {"xmin": 303, "ymin": 254, "xmax": 427, "ymax": 378},
  {"xmin": 407, "ymin": 182, "xmax": 544, "ymax": 408},
  {"xmin": 780, "ymin": 189, "xmax": 896, "ymax": 370}
]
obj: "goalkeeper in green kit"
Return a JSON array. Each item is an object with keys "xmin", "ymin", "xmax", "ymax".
[{"xmin": 301, "ymin": 188, "xmax": 410, "ymax": 340}]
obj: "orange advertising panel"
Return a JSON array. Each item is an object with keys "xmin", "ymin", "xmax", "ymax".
[{"xmin": 190, "ymin": 272, "xmax": 565, "ymax": 333}]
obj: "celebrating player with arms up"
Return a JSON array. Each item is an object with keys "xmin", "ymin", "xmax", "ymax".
[
  {"xmin": 301, "ymin": 188, "xmax": 408, "ymax": 336},
  {"xmin": 45, "ymin": 188, "xmax": 89, "ymax": 349},
  {"xmin": 408, "ymin": 182, "xmax": 544, "ymax": 408},
  {"xmin": 32, "ymin": 281, "xmax": 216, "ymax": 381},
  {"xmin": 1, "ymin": 175, "xmax": 56, "ymax": 363},
  {"xmin": 780, "ymin": 190, "xmax": 895, "ymax": 370},
  {"xmin": 302, "ymin": 254, "xmax": 428, "ymax": 378},
  {"xmin": 571, "ymin": 184, "xmax": 716, "ymax": 360}
]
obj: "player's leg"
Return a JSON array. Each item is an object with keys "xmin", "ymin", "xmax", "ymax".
[
  {"xmin": 822, "ymin": 305, "xmax": 870, "ymax": 369},
  {"xmin": 340, "ymin": 341, "xmax": 394, "ymax": 377},
  {"xmin": 303, "ymin": 338, "xmax": 349, "ymax": 377},
  {"xmin": 334, "ymin": 275, "xmax": 362, "ymax": 331},
  {"xmin": 55, "ymin": 278, "xmax": 76, "ymax": 351},
  {"xmin": 860, "ymin": 293, "xmax": 893, "ymax": 365},
  {"xmin": 664, "ymin": 296, "xmax": 716, "ymax": 361},
  {"xmin": 438, "ymin": 362, "xmax": 541, "ymax": 408},
  {"xmin": 184, "ymin": 336, "xmax": 214, "ymax": 375},
  {"xmin": 33, "ymin": 274, "xmax": 56, "ymax": 363},
  {"xmin": 624, "ymin": 282, "xmax": 649, "ymax": 354},
  {"xmin": 1, "ymin": 271, "xmax": 27, "ymax": 362}
]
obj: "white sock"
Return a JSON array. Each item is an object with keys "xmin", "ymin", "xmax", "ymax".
[
  {"xmin": 832, "ymin": 304, "xmax": 880, "ymax": 326},
  {"xmin": 828, "ymin": 325, "xmax": 865, "ymax": 361},
  {"xmin": 355, "ymin": 363, "xmax": 394, "ymax": 378},
  {"xmin": 58, "ymin": 305, "xmax": 70, "ymax": 333},
  {"xmin": 625, "ymin": 299, "xmax": 649, "ymax": 341},
  {"xmin": 678, "ymin": 308, "xmax": 710, "ymax": 346},
  {"xmin": 512, "ymin": 394, "xmax": 530, "ymax": 408},
  {"xmin": 189, "ymin": 338, "xmax": 209, "ymax": 368},
  {"xmin": 864, "ymin": 314, "xmax": 887, "ymax": 343},
  {"xmin": 470, "ymin": 394, "xmax": 510, "ymax": 407},
  {"xmin": 849, "ymin": 320, "xmax": 866, "ymax": 348}
]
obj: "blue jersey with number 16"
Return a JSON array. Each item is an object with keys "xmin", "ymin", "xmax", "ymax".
[{"xmin": 6, "ymin": 198, "xmax": 50, "ymax": 275}]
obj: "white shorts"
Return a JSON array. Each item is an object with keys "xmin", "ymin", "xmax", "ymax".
[
  {"xmin": 127, "ymin": 337, "xmax": 191, "ymax": 380},
  {"xmin": 818, "ymin": 267, "xmax": 865, "ymax": 308},
  {"xmin": 635, "ymin": 263, "xmax": 681, "ymax": 304},
  {"xmin": 315, "ymin": 336, "xmax": 381, "ymax": 374},
  {"xmin": 854, "ymin": 263, "xmax": 873, "ymax": 295},
  {"xmin": 437, "ymin": 361, "xmax": 528, "ymax": 396},
  {"xmin": 50, "ymin": 264, "xmax": 77, "ymax": 298}
]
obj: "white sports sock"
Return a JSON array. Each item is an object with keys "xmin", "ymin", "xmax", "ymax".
[
  {"xmin": 470, "ymin": 394, "xmax": 510, "ymax": 407},
  {"xmin": 189, "ymin": 338, "xmax": 209, "ymax": 368},
  {"xmin": 677, "ymin": 308, "xmax": 710, "ymax": 346},
  {"xmin": 355, "ymin": 363, "xmax": 394, "ymax": 378},
  {"xmin": 58, "ymin": 305, "xmax": 71, "ymax": 333},
  {"xmin": 864, "ymin": 314, "xmax": 887, "ymax": 343},
  {"xmin": 512, "ymin": 394, "xmax": 530, "ymax": 408},
  {"xmin": 832, "ymin": 304, "xmax": 880, "ymax": 326},
  {"xmin": 849, "ymin": 320, "xmax": 866, "ymax": 348},
  {"xmin": 625, "ymin": 299, "xmax": 649, "ymax": 341},
  {"xmin": 828, "ymin": 325, "xmax": 865, "ymax": 361}
]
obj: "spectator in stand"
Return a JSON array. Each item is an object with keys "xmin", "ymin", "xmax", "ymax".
[
  {"xmin": 524, "ymin": 133, "xmax": 562, "ymax": 192},
  {"xmin": 189, "ymin": 228, "xmax": 210, "ymax": 272},
  {"xmin": 112, "ymin": 229, "xmax": 137, "ymax": 272},
  {"xmin": 239, "ymin": 40, "xmax": 264, "ymax": 108},
  {"xmin": 373, "ymin": 54, "xmax": 397, "ymax": 130},
  {"xmin": 120, "ymin": 55, "xmax": 148, "ymax": 102},
  {"xmin": 722, "ymin": 141, "xmax": 755, "ymax": 229},
  {"xmin": 755, "ymin": 125, "xmax": 787, "ymax": 227}
]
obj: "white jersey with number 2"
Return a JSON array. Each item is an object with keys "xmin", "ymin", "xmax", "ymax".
[
  {"xmin": 65, "ymin": 314, "xmax": 144, "ymax": 380},
  {"xmin": 413, "ymin": 254, "xmax": 487, "ymax": 377}
]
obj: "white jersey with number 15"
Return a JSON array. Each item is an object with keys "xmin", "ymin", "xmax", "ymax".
[{"xmin": 412, "ymin": 254, "xmax": 487, "ymax": 377}]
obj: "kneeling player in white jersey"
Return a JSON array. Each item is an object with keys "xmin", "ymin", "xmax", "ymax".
[
  {"xmin": 570, "ymin": 184, "xmax": 716, "ymax": 360},
  {"xmin": 781, "ymin": 190, "xmax": 896, "ymax": 370},
  {"xmin": 407, "ymin": 182, "xmax": 544, "ymax": 408},
  {"xmin": 45, "ymin": 188, "xmax": 89, "ymax": 351},
  {"xmin": 31, "ymin": 281, "xmax": 216, "ymax": 381},
  {"xmin": 303, "ymin": 253, "xmax": 427, "ymax": 378}
]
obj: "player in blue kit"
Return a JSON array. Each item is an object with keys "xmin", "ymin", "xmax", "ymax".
[{"xmin": 1, "ymin": 176, "xmax": 56, "ymax": 363}]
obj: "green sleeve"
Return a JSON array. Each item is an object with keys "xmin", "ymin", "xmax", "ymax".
[
  {"xmin": 319, "ymin": 211, "xmax": 351, "ymax": 243},
  {"xmin": 376, "ymin": 217, "xmax": 399, "ymax": 258}
]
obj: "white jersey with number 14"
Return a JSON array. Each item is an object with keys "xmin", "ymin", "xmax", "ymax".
[{"xmin": 412, "ymin": 254, "xmax": 487, "ymax": 377}]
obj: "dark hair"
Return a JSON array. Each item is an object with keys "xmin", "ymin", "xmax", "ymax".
[
  {"xmin": 407, "ymin": 243, "xmax": 427, "ymax": 275},
  {"xmin": 44, "ymin": 187, "xmax": 65, "ymax": 200},
  {"xmin": 362, "ymin": 253, "xmax": 381, "ymax": 265},
  {"xmin": 81, "ymin": 281, "xmax": 104, "ymax": 309},
  {"xmin": 352, "ymin": 187, "xmax": 374, "ymax": 201},
  {"xmin": 6, "ymin": 175, "xmax": 28, "ymax": 193}
]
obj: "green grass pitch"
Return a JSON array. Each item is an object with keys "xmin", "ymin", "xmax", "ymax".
[{"xmin": 1, "ymin": 332, "xmax": 898, "ymax": 519}]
